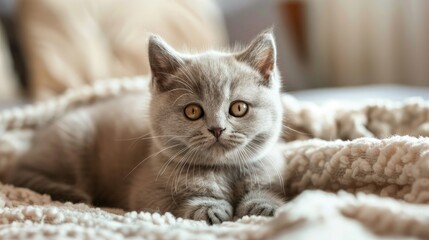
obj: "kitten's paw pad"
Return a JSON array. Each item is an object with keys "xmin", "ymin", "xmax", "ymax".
[
  {"xmin": 236, "ymin": 199, "xmax": 280, "ymax": 218},
  {"xmin": 184, "ymin": 197, "xmax": 233, "ymax": 224}
]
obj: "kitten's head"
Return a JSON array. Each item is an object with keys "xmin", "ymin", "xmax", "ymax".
[{"xmin": 148, "ymin": 30, "xmax": 283, "ymax": 166}]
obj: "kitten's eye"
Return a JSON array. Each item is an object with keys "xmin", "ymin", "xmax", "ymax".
[
  {"xmin": 229, "ymin": 101, "xmax": 249, "ymax": 117},
  {"xmin": 184, "ymin": 104, "xmax": 204, "ymax": 120}
]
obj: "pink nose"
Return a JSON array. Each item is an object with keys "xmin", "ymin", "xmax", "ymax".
[{"xmin": 208, "ymin": 127, "xmax": 225, "ymax": 139}]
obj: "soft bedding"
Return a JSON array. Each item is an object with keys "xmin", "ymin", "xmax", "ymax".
[{"xmin": 1, "ymin": 77, "xmax": 429, "ymax": 239}]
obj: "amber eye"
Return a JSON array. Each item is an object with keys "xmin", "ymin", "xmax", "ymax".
[
  {"xmin": 229, "ymin": 101, "xmax": 249, "ymax": 117},
  {"xmin": 184, "ymin": 104, "xmax": 204, "ymax": 120}
]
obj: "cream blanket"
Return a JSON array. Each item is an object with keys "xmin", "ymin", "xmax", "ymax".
[{"xmin": 1, "ymin": 78, "xmax": 429, "ymax": 239}]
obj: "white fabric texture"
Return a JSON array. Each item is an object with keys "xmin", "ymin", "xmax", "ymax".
[{"xmin": 1, "ymin": 77, "xmax": 429, "ymax": 239}]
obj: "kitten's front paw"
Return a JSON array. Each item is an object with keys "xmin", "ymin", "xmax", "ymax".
[
  {"xmin": 236, "ymin": 199, "xmax": 277, "ymax": 218},
  {"xmin": 182, "ymin": 197, "xmax": 233, "ymax": 224},
  {"xmin": 236, "ymin": 191, "xmax": 284, "ymax": 219}
]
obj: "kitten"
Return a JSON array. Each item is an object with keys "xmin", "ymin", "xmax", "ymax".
[{"xmin": 5, "ymin": 30, "xmax": 286, "ymax": 224}]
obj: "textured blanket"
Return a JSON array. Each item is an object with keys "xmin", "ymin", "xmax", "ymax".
[{"xmin": 1, "ymin": 77, "xmax": 429, "ymax": 239}]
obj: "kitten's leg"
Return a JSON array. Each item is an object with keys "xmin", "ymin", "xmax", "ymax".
[
  {"xmin": 180, "ymin": 197, "xmax": 233, "ymax": 224},
  {"xmin": 7, "ymin": 167, "xmax": 91, "ymax": 204},
  {"xmin": 235, "ymin": 190, "xmax": 284, "ymax": 218}
]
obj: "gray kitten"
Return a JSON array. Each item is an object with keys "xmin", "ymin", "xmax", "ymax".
[{"xmin": 5, "ymin": 31, "xmax": 286, "ymax": 224}]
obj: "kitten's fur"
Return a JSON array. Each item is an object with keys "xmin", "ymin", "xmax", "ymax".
[{"xmin": 6, "ymin": 31, "xmax": 286, "ymax": 224}]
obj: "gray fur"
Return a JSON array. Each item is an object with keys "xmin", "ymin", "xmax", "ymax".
[{"xmin": 5, "ymin": 31, "xmax": 286, "ymax": 224}]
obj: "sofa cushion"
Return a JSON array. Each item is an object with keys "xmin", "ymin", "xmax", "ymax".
[{"xmin": 17, "ymin": 0, "xmax": 226, "ymax": 99}]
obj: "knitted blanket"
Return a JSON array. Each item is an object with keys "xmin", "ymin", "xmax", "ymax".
[{"xmin": 1, "ymin": 77, "xmax": 429, "ymax": 239}]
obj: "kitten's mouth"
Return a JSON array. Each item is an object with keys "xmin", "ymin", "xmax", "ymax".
[
  {"xmin": 193, "ymin": 135, "xmax": 246, "ymax": 155},
  {"xmin": 212, "ymin": 141, "xmax": 227, "ymax": 148},
  {"xmin": 208, "ymin": 139, "xmax": 237, "ymax": 152}
]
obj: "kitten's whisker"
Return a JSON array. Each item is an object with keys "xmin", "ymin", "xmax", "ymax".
[
  {"xmin": 281, "ymin": 124, "xmax": 310, "ymax": 136},
  {"xmin": 172, "ymin": 74, "xmax": 193, "ymax": 92},
  {"xmin": 171, "ymin": 147, "xmax": 196, "ymax": 193},
  {"xmin": 116, "ymin": 134, "xmax": 185, "ymax": 142},
  {"xmin": 164, "ymin": 136, "xmax": 183, "ymax": 145},
  {"xmin": 157, "ymin": 141, "xmax": 199, "ymax": 190},
  {"xmin": 173, "ymin": 78, "xmax": 195, "ymax": 92},
  {"xmin": 116, "ymin": 132, "xmax": 152, "ymax": 141},
  {"xmin": 238, "ymin": 147, "xmax": 259, "ymax": 188},
  {"xmin": 171, "ymin": 155, "xmax": 188, "ymax": 191},
  {"xmin": 268, "ymin": 157, "xmax": 285, "ymax": 194},
  {"xmin": 167, "ymin": 88, "xmax": 194, "ymax": 95},
  {"xmin": 123, "ymin": 143, "xmax": 181, "ymax": 179},
  {"xmin": 246, "ymin": 142, "xmax": 266, "ymax": 183},
  {"xmin": 191, "ymin": 150, "xmax": 199, "ymax": 185},
  {"xmin": 255, "ymin": 147, "xmax": 285, "ymax": 192},
  {"xmin": 184, "ymin": 149, "xmax": 198, "ymax": 190},
  {"xmin": 189, "ymin": 135, "xmax": 207, "ymax": 145},
  {"xmin": 235, "ymin": 147, "xmax": 245, "ymax": 175},
  {"xmin": 241, "ymin": 146, "xmax": 260, "ymax": 190},
  {"xmin": 159, "ymin": 71, "xmax": 196, "ymax": 94},
  {"xmin": 157, "ymin": 145, "xmax": 191, "ymax": 179},
  {"xmin": 173, "ymin": 93, "xmax": 192, "ymax": 105},
  {"xmin": 119, "ymin": 134, "xmax": 185, "ymax": 154},
  {"xmin": 176, "ymin": 63, "xmax": 199, "ymax": 88},
  {"xmin": 127, "ymin": 135, "xmax": 183, "ymax": 153},
  {"xmin": 248, "ymin": 141, "xmax": 285, "ymax": 193}
]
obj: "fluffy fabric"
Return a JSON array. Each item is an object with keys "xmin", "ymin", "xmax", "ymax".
[{"xmin": 1, "ymin": 77, "xmax": 429, "ymax": 239}]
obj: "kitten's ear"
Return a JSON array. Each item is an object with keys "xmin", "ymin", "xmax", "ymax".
[
  {"xmin": 236, "ymin": 30, "xmax": 277, "ymax": 85},
  {"xmin": 148, "ymin": 35, "xmax": 184, "ymax": 92}
]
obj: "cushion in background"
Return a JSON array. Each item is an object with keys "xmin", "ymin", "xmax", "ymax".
[
  {"xmin": 17, "ymin": 0, "xmax": 227, "ymax": 100},
  {"xmin": 0, "ymin": 22, "xmax": 19, "ymax": 101}
]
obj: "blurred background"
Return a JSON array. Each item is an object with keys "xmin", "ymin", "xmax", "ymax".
[{"xmin": 0, "ymin": 0, "xmax": 428, "ymax": 108}]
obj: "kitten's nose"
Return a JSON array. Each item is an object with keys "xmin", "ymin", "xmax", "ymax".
[{"xmin": 208, "ymin": 127, "xmax": 226, "ymax": 139}]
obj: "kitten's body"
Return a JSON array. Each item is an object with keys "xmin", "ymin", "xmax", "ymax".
[
  {"xmin": 6, "ymin": 32, "xmax": 286, "ymax": 223},
  {"xmin": 9, "ymin": 93, "xmax": 152, "ymax": 207}
]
